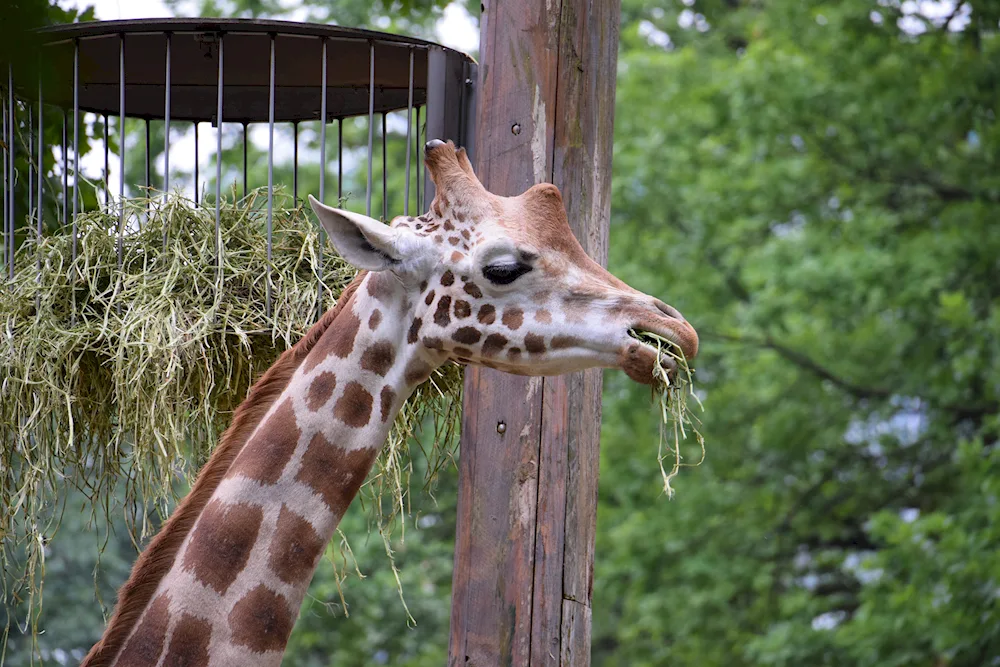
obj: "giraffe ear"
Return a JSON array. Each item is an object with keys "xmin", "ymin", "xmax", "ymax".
[{"xmin": 308, "ymin": 195, "xmax": 401, "ymax": 271}]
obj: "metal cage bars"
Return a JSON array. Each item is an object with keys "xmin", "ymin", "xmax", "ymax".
[{"xmin": 2, "ymin": 28, "xmax": 472, "ymax": 296}]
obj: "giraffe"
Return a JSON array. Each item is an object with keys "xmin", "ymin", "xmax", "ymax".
[{"xmin": 83, "ymin": 140, "xmax": 698, "ymax": 666}]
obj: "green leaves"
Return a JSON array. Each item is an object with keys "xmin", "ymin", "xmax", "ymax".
[{"xmin": 594, "ymin": 1, "xmax": 1000, "ymax": 665}]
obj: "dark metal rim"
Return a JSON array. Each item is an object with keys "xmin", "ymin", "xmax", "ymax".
[{"xmin": 37, "ymin": 18, "xmax": 476, "ymax": 63}]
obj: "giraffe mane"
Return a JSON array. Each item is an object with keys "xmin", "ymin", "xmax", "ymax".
[{"xmin": 82, "ymin": 272, "xmax": 367, "ymax": 667}]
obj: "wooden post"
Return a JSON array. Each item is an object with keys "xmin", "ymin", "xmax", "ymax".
[{"xmin": 448, "ymin": 0, "xmax": 621, "ymax": 664}]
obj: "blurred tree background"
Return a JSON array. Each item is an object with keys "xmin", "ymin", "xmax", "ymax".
[{"xmin": 3, "ymin": 0, "xmax": 999, "ymax": 665}]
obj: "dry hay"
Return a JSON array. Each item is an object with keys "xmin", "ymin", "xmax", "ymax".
[
  {"xmin": 0, "ymin": 189, "xmax": 462, "ymax": 635},
  {"xmin": 627, "ymin": 329, "xmax": 705, "ymax": 498}
]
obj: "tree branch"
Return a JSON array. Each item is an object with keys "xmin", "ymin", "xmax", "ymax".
[{"xmin": 706, "ymin": 331, "xmax": 891, "ymax": 400}]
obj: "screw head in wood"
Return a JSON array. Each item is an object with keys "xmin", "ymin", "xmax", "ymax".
[
  {"xmin": 497, "ymin": 421, "xmax": 507, "ymax": 434},
  {"xmin": 511, "ymin": 123, "xmax": 521, "ymax": 135}
]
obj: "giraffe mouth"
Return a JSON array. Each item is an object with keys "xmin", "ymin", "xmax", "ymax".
[{"xmin": 624, "ymin": 328, "xmax": 684, "ymax": 383}]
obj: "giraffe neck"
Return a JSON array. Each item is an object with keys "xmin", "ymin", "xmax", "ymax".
[{"xmin": 106, "ymin": 272, "xmax": 439, "ymax": 666}]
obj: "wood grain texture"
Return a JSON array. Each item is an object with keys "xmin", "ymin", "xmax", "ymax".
[{"xmin": 449, "ymin": 0, "xmax": 620, "ymax": 664}]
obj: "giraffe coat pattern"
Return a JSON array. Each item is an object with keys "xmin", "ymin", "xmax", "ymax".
[{"xmin": 84, "ymin": 141, "xmax": 698, "ymax": 666}]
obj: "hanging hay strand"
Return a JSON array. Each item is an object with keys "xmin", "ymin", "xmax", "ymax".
[
  {"xmin": 627, "ymin": 329, "xmax": 705, "ymax": 498},
  {"xmin": 0, "ymin": 189, "xmax": 463, "ymax": 631}
]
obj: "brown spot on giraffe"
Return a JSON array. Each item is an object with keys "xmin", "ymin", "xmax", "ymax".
[
  {"xmin": 183, "ymin": 500, "xmax": 263, "ymax": 595},
  {"xmin": 535, "ymin": 309, "xmax": 552, "ymax": 324},
  {"xmin": 453, "ymin": 346, "xmax": 474, "ymax": 359},
  {"xmin": 404, "ymin": 359, "xmax": 433, "ymax": 386},
  {"xmin": 524, "ymin": 334, "xmax": 546, "ymax": 355},
  {"xmin": 408, "ymin": 318, "xmax": 422, "ymax": 344},
  {"xmin": 162, "ymin": 613, "xmax": 211, "ymax": 667},
  {"xmin": 303, "ymin": 302, "xmax": 361, "ymax": 373},
  {"xmin": 508, "ymin": 347, "xmax": 522, "ymax": 360},
  {"xmin": 482, "ymin": 333, "xmax": 508, "ymax": 357},
  {"xmin": 449, "ymin": 236, "xmax": 460, "ymax": 246},
  {"xmin": 477, "ymin": 304, "xmax": 496, "ymax": 324},
  {"xmin": 422, "ymin": 336, "xmax": 444, "ymax": 351},
  {"xmin": 115, "ymin": 593, "xmax": 171, "ymax": 667},
  {"xmin": 333, "ymin": 381, "xmax": 373, "ymax": 428},
  {"xmin": 368, "ymin": 309, "xmax": 382, "ymax": 330},
  {"xmin": 434, "ymin": 296, "xmax": 452, "ymax": 327},
  {"xmin": 229, "ymin": 585, "xmax": 295, "ymax": 652},
  {"xmin": 424, "ymin": 289, "xmax": 436, "ymax": 306},
  {"xmin": 227, "ymin": 399, "xmax": 301, "ymax": 484},
  {"xmin": 453, "ymin": 327, "xmax": 482, "ymax": 345},
  {"xmin": 551, "ymin": 335, "xmax": 582, "ymax": 350},
  {"xmin": 366, "ymin": 272, "xmax": 396, "ymax": 302},
  {"xmin": 461, "ymin": 229, "xmax": 471, "ymax": 240},
  {"xmin": 306, "ymin": 372, "xmax": 337, "ymax": 412},
  {"xmin": 440, "ymin": 270, "xmax": 455, "ymax": 286},
  {"xmin": 443, "ymin": 220, "xmax": 454, "ymax": 231},
  {"xmin": 450, "ymin": 250, "xmax": 464, "ymax": 263},
  {"xmin": 434, "ymin": 236, "xmax": 443, "ymax": 244},
  {"xmin": 502, "ymin": 308, "xmax": 524, "ymax": 330},
  {"xmin": 295, "ymin": 432, "xmax": 379, "ymax": 515},
  {"xmin": 360, "ymin": 341, "xmax": 396, "ymax": 377},
  {"xmin": 454, "ymin": 300, "xmax": 472, "ymax": 319},
  {"xmin": 268, "ymin": 505, "xmax": 325, "ymax": 585},
  {"xmin": 380, "ymin": 386, "xmax": 396, "ymax": 423},
  {"xmin": 463, "ymin": 282, "xmax": 483, "ymax": 299}
]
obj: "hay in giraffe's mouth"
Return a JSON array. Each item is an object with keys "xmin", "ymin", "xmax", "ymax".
[{"xmin": 627, "ymin": 329, "xmax": 705, "ymax": 498}]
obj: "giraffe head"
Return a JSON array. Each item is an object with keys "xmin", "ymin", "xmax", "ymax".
[{"xmin": 308, "ymin": 140, "xmax": 697, "ymax": 386}]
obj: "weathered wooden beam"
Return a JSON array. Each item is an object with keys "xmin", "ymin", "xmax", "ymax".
[{"xmin": 448, "ymin": 0, "xmax": 621, "ymax": 664}]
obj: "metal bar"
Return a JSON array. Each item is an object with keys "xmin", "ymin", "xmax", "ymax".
[
  {"xmin": 404, "ymin": 49, "xmax": 414, "ymax": 217},
  {"xmin": 215, "ymin": 31, "xmax": 224, "ymax": 276},
  {"xmin": 337, "ymin": 117, "xmax": 342, "ymax": 203},
  {"xmin": 28, "ymin": 101, "xmax": 33, "ymax": 220},
  {"xmin": 143, "ymin": 118, "xmax": 149, "ymax": 224},
  {"xmin": 2, "ymin": 92, "xmax": 6, "ymax": 279},
  {"xmin": 366, "ymin": 40, "xmax": 374, "ymax": 217},
  {"xmin": 103, "ymin": 113, "xmax": 109, "ymax": 209},
  {"xmin": 317, "ymin": 38, "xmax": 327, "ymax": 319},
  {"xmin": 118, "ymin": 33, "xmax": 125, "ymax": 271},
  {"xmin": 266, "ymin": 32, "xmax": 275, "ymax": 316},
  {"xmin": 242, "ymin": 122, "xmax": 248, "ymax": 198},
  {"xmin": 163, "ymin": 33, "xmax": 171, "ymax": 202},
  {"xmin": 293, "ymin": 121, "xmax": 299, "ymax": 202},
  {"xmin": 144, "ymin": 119, "xmax": 150, "ymax": 195},
  {"xmin": 62, "ymin": 110, "xmax": 68, "ymax": 227},
  {"xmin": 193, "ymin": 121, "xmax": 199, "ymax": 205},
  {"xmin": 40, "ymin": 33, "xmax": 435, "ymax": 51},
  {"xmin": 8, "ymin": 66, "xmax": 14, "ymax": 279},
  {"xmin": 319, "ymin": 39, "xmax": 327, "ymax": 203},
  {"xmin": 415, "ymin": 105, "xmax": 421, "ymax": 212},
  {"xmin": 215, "ymin": 34, "xmax": 225, "ymax": 280},
  {"xmin": 73, "ymin": 40, "xmax": 79, "ymax": 259},
  {"xmin": 37, "ymin": 76, "xmax": 43, "ymax": 277},
  {"xmin": 382, "ymin": 112, "xmax": 387, "ymax": 221}
]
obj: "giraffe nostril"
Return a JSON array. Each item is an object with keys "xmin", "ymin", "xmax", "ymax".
[
  {"xmin": 425, "ymin": 139, "xmax": 446, "ymax": 152},
  {"xmin": 653, "ymin": 299, "xmax": 685, "ymax": 322}
]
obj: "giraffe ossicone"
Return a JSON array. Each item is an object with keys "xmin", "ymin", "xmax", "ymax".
[{"xmin": 84, "ymin": 140, "xmax": 697, "ymax": 666}]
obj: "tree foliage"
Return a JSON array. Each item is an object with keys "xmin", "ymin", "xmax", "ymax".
[
  {"xmin": 594, "ymin": 1, "xmax": 999, "ymax": 664},
  {"xmin": 5, "ymin": 0, "xmax": 1000, "ymax": 665}
]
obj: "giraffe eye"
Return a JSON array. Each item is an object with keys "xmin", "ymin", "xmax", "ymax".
[{"xmin": 482, "ymin": 262, "xmax": 532, "ymax": 285}]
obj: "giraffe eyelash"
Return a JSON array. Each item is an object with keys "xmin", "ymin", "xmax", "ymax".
[{"xmin": 482, "ymin": 262, "xmax": 532, "ymax": 285}]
